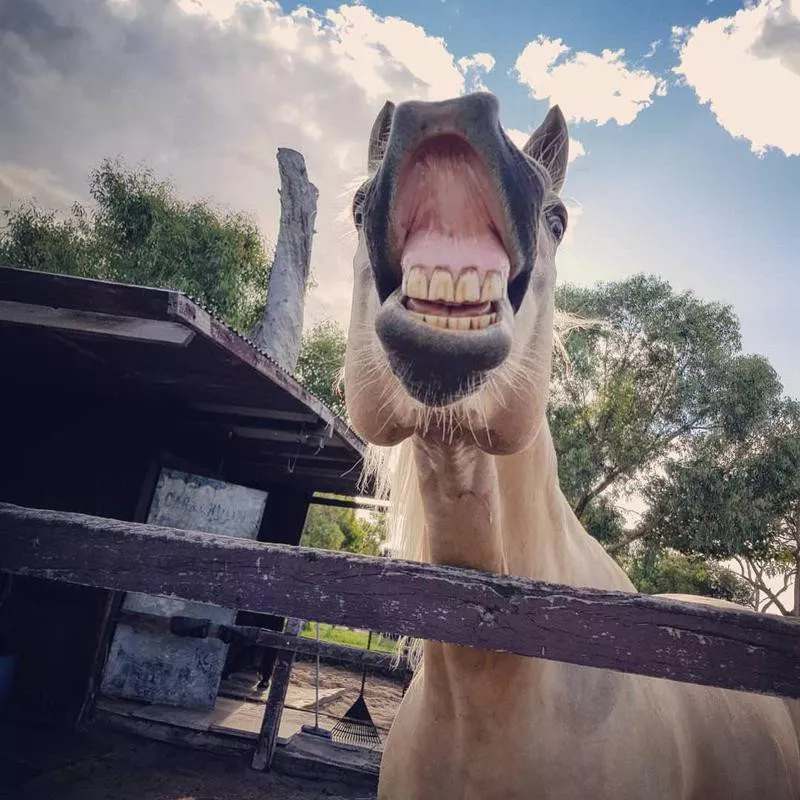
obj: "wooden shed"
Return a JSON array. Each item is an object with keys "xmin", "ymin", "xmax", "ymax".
[{"xmin": 0, "ymin": 265, "xmax": 367, "ymax": 740}]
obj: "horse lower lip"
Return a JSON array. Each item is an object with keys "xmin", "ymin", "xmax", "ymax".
[{"xmin": 375, "ymin": 290, "xmax": 513, "ymax": 405}]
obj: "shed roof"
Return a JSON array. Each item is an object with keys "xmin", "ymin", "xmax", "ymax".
[{"xmin": 0, "ymin": 266, "xmax": 368, "ymax": 496}]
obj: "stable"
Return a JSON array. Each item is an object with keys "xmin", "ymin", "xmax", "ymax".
[{"xmin": 0, "ymin": 265, "xmax": 370, "ymax": 770}]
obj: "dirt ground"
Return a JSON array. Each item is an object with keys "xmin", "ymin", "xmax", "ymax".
[
  {"xmin": 1, "ymin": 661, "xmax": 406, "ymax": 799},
  {"xmin": 287, "ymin": 660, "xmax": 406, "ymax": 739},
  {"xmin": 2, "ymin": 725, "xmax": 376, "ymax": 800}
]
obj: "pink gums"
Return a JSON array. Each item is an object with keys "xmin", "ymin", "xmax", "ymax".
[{"xmin": 394, "ymin": 137, "xmax": 510, "ymax": 283}]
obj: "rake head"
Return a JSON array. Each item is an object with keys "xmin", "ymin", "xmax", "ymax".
[{"xmin": 330, "ymin": 694, "xmax": 382, "ymax": 748}]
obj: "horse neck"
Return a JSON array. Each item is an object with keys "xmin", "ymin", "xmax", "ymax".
[
  {"xmin": 411, "ymin": 422, "xmax": 582, "ymax": 583},
  {"xmin": 410, "ymin": 419, "xmax": 633, "ymax": 637},
  {"xmin": 410, "ymin": 420, "xmax": 633, "ymax": 697}
]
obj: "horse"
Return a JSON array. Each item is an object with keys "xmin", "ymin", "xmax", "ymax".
[{"xmin": 341, "ymin": 91, "xmax": 800, "ymax": 799}]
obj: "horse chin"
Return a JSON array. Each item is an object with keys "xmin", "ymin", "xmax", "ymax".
[{"xmin": 374, "ymin": 289, "xmax": 515, "ymax": 407}]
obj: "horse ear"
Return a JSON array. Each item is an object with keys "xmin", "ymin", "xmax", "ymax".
[
  {"xmin": 368, "ymin": 100, "xmax": 395, "ymax": 175},
  {"xmin": 523, "ymin": 105, "xmax": 569, "ymax": 194}
]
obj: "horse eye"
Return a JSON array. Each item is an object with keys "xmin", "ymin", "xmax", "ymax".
[
  {"xmin": 548, "ymin": 214, "xmax": 565, "ymax": 241},
  {"xmin": 352, "ymin": 186, "xmax": 367, "ymax": 228}
]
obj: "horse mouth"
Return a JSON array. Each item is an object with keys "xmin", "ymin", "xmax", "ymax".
[
  {"xmin": 393, "ymin": 134, "xmax": 514, "ymax": 332},
  {"xmin": 371, "ymin": 132, "xmax": 526, "ymax": 406}
]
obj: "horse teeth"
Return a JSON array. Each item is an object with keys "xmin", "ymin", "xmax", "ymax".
[
  {"xmin": 414, "ymin": 312, "xmax": 497, "ymax": 330},
  {"xmin": 423, "ymin": 314, "xmax": 445, "ymax": 328},
  {"xmin": 405, "ymin": 266, "xmax": 428, "ymax": 300},
  {"xmin": 481, "ymin": 271, "xmax": 504, "ymax": 302},
  {"xmin": 455, "ymin": 268, "xmax": 480, "ymax": 303},
  {"xmin": 428, "ymin": 268, "xmax": 455, "ymax": 302}
]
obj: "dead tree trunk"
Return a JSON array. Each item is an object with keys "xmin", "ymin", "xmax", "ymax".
[
  {"xmin": 245, "ymin": 149, "xmax": 318, "ymax": 769},
  {"xmin": 251, "ymin": 148, "xmax": 318, "ymax": 373}
]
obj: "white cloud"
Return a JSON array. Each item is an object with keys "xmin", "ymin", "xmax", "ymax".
[
  {"xmin": 0, "ymin": 163, "xmax": 79, "ymax": 210},
  {"xmin": 458, "ymin": 52, "xmax": 496, "ymax": 91},
  {"xmin": 505, "ymin": 128, "xmax": 587, "ymax": 164},
  {"xmin": 0, "ymin": 0, "xmax": 500, "ymax": 330},
  {"xmin": 644, "ymin": 39, "xmax": 660, "ymax": 59},
  {"xmin": 673, "ymin": 0, "xmax": 800, "ymax": 157},
  {"xmin": 561, "ymin": 201, "xmax": 583, "ymax": 249},
  {"xmin": 513, "ymin": 35, "xmax": 667, "ymax": 125}
]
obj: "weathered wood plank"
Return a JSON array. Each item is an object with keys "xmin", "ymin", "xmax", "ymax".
[
  {"xmin": 2, "ymin": 502, "xmax": 800, "ymax": 698},
  {"xmin": 0, "ymin": 265, "xmax": 173, "ymax": 321},
  {"xmin": 168, "ymin": 294, "xmax": 366, "ymax": 462},
  {"xmin": 93, "ymin": 705, "xmax": 256, "ymax": 756},
  {"xmin": 116, "ymin": 609, "xmax": 409, "ymax": 673},
  {"xmin": 225, "ymin": 624, "xmax": 408, "ymax": 675},
  {"xmin": 252, "ymin": 617, "xmax": 303, "ymax": 771}
]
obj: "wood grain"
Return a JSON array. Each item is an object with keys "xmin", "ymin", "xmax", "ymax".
[{"xmin": 2, "ymin": 502, "xmax": 800, "ymax": 699}]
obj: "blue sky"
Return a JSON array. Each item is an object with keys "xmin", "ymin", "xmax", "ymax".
[
  {"xmin": 1, "ymin": 0, "xmax": 798, "ymax": 394},
  {"xmin": 300, "ymin": 0, "xmax": 800, "ymax": 396}
]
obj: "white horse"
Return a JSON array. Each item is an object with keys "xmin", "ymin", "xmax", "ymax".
[{"xmin": 343, "ymin": 92, "xmax": 800, "ymax": 799}]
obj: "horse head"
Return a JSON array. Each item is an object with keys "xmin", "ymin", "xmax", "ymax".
[{"xmin": 344, "ymin": 91, "xmax": 570, "ymax": 455}]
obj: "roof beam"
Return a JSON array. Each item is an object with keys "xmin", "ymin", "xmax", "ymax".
[{"xmin": 0, "ymin": 299, "xmax": 195, "ymax": 346}]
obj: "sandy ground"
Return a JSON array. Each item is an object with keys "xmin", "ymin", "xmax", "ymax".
[{"xmin": 287, "ymin": 660, "xmax": 406, "ymax": 739}]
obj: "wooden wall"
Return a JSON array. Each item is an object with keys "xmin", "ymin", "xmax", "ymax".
[{"xmin": 0, "ymin": 393, "xmax": 159, "ymax": 727}]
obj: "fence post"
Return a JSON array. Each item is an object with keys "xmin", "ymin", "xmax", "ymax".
[{"xmin": 252, "ymin": 617, "xmax": 304, "ymax": 771}]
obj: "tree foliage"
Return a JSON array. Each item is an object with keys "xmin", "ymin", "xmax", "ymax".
[
  {"xmin": 300, "ymin": 502, "xmax": 386, "ymax": 556},
  {"xmin": 550, "ymin": 275, "xmax": 782, "ymax": 533},
  {"xmin": 296, "ymin": 319, "xmax": 348, "ymax": 418},
  {"xmin": 626, "ymin": 548, "xmax": 753, "ymax": 606},
  {"xmin": 640, "ymin": 400, "xmax": 800, "ymax": 613},
  {"xmin": 0, "ymin": 158, "xmax": 272, "ymax": 332}
]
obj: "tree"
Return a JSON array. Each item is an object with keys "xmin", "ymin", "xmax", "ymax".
[
  {"xmin": 550, "ymin": 275, "xmax": 782, "ymax": 539},
  {"xmin": 640, "ymin": 400, "xmax": 800, "ymax": 614},
  {"xmin": 0, "ymin": 158, "xmax": 272, "ymax": 332},
  {"xmin": 300, "ymin": 504, "xmax": 347, "ymax": 552},
  {"xmin": 300, "ymin": 502, "xmax": 387, "ymax": 556},
  {"xmin": 626, "ymin": 548, "xmax": 753, "ymax": 606},
  {"xmin": 296, "ymin": 319, "xmax": 347, "ymax": 418}
]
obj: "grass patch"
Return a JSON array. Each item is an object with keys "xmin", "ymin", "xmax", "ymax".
[{"xmin": 300, "ymin": 622, "xmax": 399, "ymax": 654}]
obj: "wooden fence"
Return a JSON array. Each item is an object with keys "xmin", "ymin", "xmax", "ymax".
[{"xmin": 2, "ymin": 501, "xmax": 800, "ymax": 768}]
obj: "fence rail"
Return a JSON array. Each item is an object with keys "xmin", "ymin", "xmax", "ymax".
[
  {"xmin": 1, "ymin": 501, "xmax": 800, "ymax": 698},
  {"xmin": 116, "ymin": 609, "xmax": 410, "ymax": 673}
]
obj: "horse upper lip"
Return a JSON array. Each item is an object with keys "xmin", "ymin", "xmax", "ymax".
[{"xmin": 365, "ymin": 131, "xmax": 537, "ymax": 313}]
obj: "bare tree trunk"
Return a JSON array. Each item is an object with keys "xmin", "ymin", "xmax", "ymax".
[
  {"xmin": 793, "ymin": 504, "xmax": 800, "ymax": 617},
  {"xmin": 251, "ymin": 148, "xmax": 319, "ymax": 373}
]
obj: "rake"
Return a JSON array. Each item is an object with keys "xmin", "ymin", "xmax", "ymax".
[{"xmin": 330, "ymin": 631, "xmax": 382, "ymax": 748}]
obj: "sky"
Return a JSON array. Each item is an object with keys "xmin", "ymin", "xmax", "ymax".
[{"xmin": 1, "ymin": 0, "xmax": 799, "ymax": 397}]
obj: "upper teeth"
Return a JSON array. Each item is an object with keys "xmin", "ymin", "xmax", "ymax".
[{"xmin": 402, "ymin": 266, "xmax": 504, "ymax": 303}]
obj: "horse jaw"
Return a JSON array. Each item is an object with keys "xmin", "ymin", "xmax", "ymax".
[{"xmin": 345, "ymin": 93, "xmax": 569, "ymax": 455}]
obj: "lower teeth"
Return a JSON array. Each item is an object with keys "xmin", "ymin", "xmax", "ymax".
[{"xmin": 408, "ymin": 310, "xmax": 498, "ymax": 330}]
